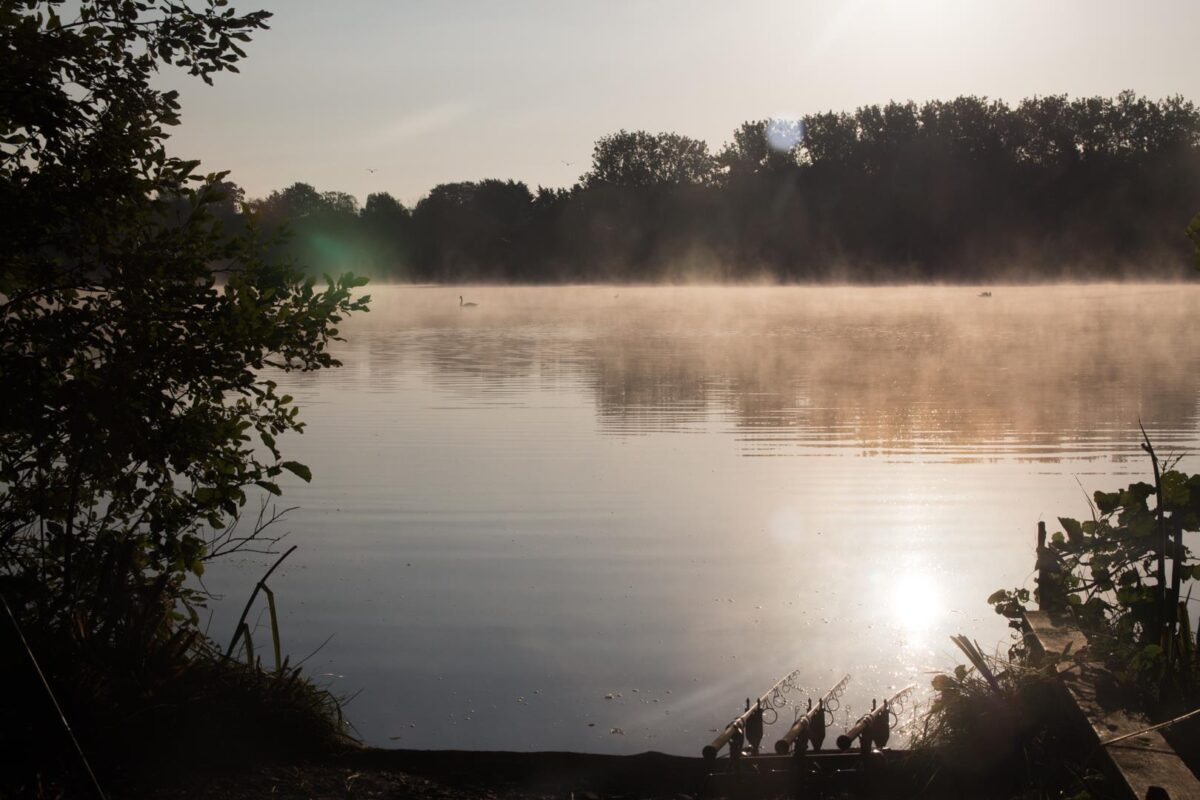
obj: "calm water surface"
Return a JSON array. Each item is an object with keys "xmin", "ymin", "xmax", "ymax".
[{"xmin": 205, "ymin": 284, "xmax": 1200, "ymax": 754}]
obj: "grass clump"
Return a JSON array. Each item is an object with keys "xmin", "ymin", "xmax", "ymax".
[
  {"xmin": 0, "ymin": 574, "xmax": 353, "ymax": 799},
  {"xmin": 911, "ymin": 638, "xmax": 1106, "ymax": 798}
]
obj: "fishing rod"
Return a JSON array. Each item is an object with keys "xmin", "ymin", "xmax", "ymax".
[
  {"xmin": 836, "ymin": 684, "xmax": 916, "ymax": 752},
  {"xmin": 702, "ymin": 667, "xmax": 805, "ymax": 760},
  {"xmin": 774, "ymin": 673, "xmax": 850, "ymax": 755}
]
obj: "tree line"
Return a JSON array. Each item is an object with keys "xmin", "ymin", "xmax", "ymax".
[{"xmin": 223, "ymin": 92, "xmax": 1200, "ymax": 283}]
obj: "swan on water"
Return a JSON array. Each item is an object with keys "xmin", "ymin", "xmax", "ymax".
[{"xmin": 459, "ymin": 295, "xmax": 478, "ymax": 307}]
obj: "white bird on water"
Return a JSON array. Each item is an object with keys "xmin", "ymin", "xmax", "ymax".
[{"xmin": 459, "ymin": 295, "xmax": 478, "ymax": 307}]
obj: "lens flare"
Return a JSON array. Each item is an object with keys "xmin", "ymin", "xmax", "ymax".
[{"xmin": 766, "ymin": 118, "xmax": 804, "ymax": 152}]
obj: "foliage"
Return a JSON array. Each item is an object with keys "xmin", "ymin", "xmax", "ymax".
[
  {"xmin": 229, "ymin": 92, "xmax": 1200, "ymax": 283},
  {"xmin": 0, "ymin": 2, "xmax": 369, "ymax": 782},
  {"xmin": 1, "ymin": 618, "xmax": 350, "ymax": 797},
  {"xmin": 718, "ymin": 119, "xmax": 801, "ymax": 177},
  {"xmin": 988, "ymin": 448, "xmax": 1200, "ymax": 702},
  {"xmin": 408, "ymin": 179, "xmax": 535, "ymax": 281},
  {"xmin": 253, "ymin": 181, "xmax": 381, "ymax": 275},
  {"xmin": 259, "ymin": 181, "xmax": 360, "ymax": 219},
  {"xmin": 585, "ymin": 129, "xmax": 719, "ymax": 189}
]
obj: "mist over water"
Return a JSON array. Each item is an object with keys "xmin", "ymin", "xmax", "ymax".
[{"xmin": 204, "ymin": 284, "xmax": 1200, "ymax": 755}]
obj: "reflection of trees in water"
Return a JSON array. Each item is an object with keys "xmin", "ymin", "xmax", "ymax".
[
  {"xmin": 324, "ymin": 287, "xmax": 1200, "ymax": 456},
  {"xmin": 584, "ymin": 295, "xmax": 1200, "ymax": 455},
  {"xmin": 591, "ymin": 321, "xmax": 1197, "ymax": 455}
]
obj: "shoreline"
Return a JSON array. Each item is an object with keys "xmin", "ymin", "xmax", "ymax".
[
  {"xmin": 146, "ymin": 747, "xmax": 708, "ymax": 799},
  {"xmin": 347, "ymin": 748, "xmax": 704, "ymax": 794}
]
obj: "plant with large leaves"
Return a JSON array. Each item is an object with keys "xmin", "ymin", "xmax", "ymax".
[{"xmin": 989, "ymin": 440, "xmax": 1200, "ymax": 701}]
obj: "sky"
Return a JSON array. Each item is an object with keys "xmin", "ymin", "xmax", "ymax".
[{"xmin": 163, "ymin": 0, "xmax": 1200, "ymax": 207}]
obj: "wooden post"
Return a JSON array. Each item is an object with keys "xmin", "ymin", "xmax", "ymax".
[{"xmin": 1036, "ymin": 521, "xmax": 1066, "ymax": 611}]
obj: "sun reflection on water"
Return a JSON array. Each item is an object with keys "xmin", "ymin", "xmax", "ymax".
[{"xmin": 889, "ymin": 571, "xmax": 944, "ymax": 643}]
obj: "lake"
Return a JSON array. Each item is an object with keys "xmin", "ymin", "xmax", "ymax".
[{"xmin": 203, "ymin": 283, "xmax": 1200, "ymax": 755}]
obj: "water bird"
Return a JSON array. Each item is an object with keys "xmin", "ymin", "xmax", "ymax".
[
  {"xmin": 459, "ymin": 295, "xmax": 478, "ymax": 307},
  {"xmin": 978, "ymin": 291, "xmax": 992, "ymax": 298}
]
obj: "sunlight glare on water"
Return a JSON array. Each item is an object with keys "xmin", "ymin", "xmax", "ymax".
[
  {"xmin": 889, "ymin": 571, "xmax": 944, "ymax": 644},
  {"xmin": 201, "ymin": 284, "xmax": 1200, "ymax": 755}
]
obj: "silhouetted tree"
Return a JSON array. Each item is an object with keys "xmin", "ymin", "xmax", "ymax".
[
  {"xmin": 718, "ymin": 120, "xmax": 799, "ymax": 178},
  {"xmin": 410, "ymin": 179, "xmax": 534, "ymax": 281},
  {"xmin": 0, "ymin": 0, "xmax": 368, "ymax": 724},
  {"xmin": 255, "ymin": 182, "xmax": 365, "ymax": 274},
  {"xmin": 258, "ymin": 181, "xmax": 329, "ymax": 219},
  {"xmin": 360, "ymin": 191, "xmax": 412, "ymax": 278},
  {"xmin": 585, "ymin": 130, "xmax": 718, "ymax": 188}
]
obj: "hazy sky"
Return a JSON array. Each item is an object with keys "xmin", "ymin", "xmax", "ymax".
[{"xmin": 164, "ymin": 0, "xmax": 1200, "ymax": 206}]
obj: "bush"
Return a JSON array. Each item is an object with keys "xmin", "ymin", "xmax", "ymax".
[{"xmin": 0, "ymin": 2, "xmax": 369, "ymax": 791}]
